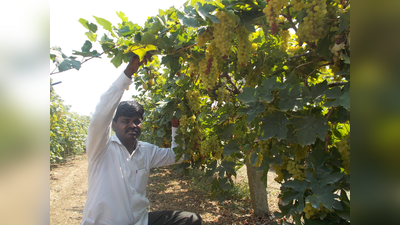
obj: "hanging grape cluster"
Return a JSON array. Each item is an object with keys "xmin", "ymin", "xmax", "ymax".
[
  {"xmin": 186, "ymin": 90, "xmax": 201, "ymax": 113},
  {"xmin": 286, "ymin": 158, "xmax": 305, "ymax": 181},
  {"xmin": 236, "ymin": 26, "xmax": 252, "ymax": 68},
  {"xmin": 296, "ymin": 0, "xmax": 328, "ymax": 43},
  {"xmin": 200, "ymin": 135, "xmax": 222, "ymax": 160},
  {"xmin": 303, "ymin": 202, "xmax": 332, "ymax": 219},
  {"xmin": 337, "ymin": 134, "xmax": 350, "ymax": 174},
  {"xmin": 196, "ymin": 28, "xmax": 213, "ymax": 47},
  {"xmin": 199, "ymin": 40, "xmax": 220, "ymax": 90},
  {"xmin": 279, "ymin": 29, "xmax": 290, "ymax": 52},
  {"xmin": 272, "ymin": 155, "xmax": 289, "ymax": 182},
  {"xmin": 263, "ymin": 0, "xmax": 290, "ymax": 34},
  {"xmin": 254, "ymin": 139, "xmax": 271, "ymax": 167},
  {"xmin": 216, "ymin": 86, "xmax": 230, "ymax": 105},
  {"xmin": 212, "ymin": 11, "xmax": 237, "ymax": 57}
]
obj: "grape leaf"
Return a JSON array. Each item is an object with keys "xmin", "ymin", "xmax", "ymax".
[
  {"xmin": 294, "ymin": 116, "xmax": 329, "ymax": 146},
  {"xmin": 338, "ymin": 11, "xmax": 350, "ymax": 34},
  {"xmin": 310, "ymin": 81, "xmax": 329, "ymax": 104},
  {"xmin": 78, "ymin": 18, "xmax": 97, "ymax": 33},
  {"xmin": 197, "ymin": 2, "xmax": 220, "ymax": 23},
  {"xmin": 221, "ymin": 123, "xmax": 235, "ymax": 140},
  {"xmin": 306, "ymin": 186, "xmax": 343, "ymax": 211},
  {"xmin": 316, "ymin": 32, "xmax": 334, "ymax": 60},
  {"xmin": 250, "ymin": 152, "xmax": 258, "ymax": 166},
  {"xmin": 279, "ymin": 83, "xmax": 303, "ymax": 111},
  {"xmin": 237, "ymin": 87, "xmax": 257, "ymax": 104},
  {"xmin": 259, "ymin": 111, "xmax": 289, "ymax": 141},
  {"xmin": 239, "ymin": 101, "xmax": 265, "ymax": 123},
  {"xmin": 111, "ymin": 51, "xmax": 124, "ymax": 68},
  {"xmin": 116, "ymin": 11, "xmax": 128, "ymax": 22},
  {"xmin": 223, "ymin": 139, "xmax": 239, "ymax": 156},
  {"xmin": 93, "ymin": 16, "xmax": 115, "ymax": 37}
]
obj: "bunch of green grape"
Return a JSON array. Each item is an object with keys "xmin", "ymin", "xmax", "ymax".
[
  {"xmin": 179, "ymin": 114, "xmax": 188, "ymax": 134},
  {"xmin": 216, "ymin": 86, "xmax": 230, "ymax": 105},
  {"xmin": 236, "ymin": 26, "xmax": 252, "ymax": 68},
  {"xmin": 196, "ymin": 28, "xmax": 213, "ymax": 47},
  {"xmin": 272, "ymin": 155, "xmax": 288, "ymax": 182},
  {"xmin": 186, "ymin": 90, "xmax": 201, "ymax": 113},
  {"xmin": 337, "ymin": 134, "xmax": 350, "ymax": 174},
  {"xmin": 188, "ymin": 60, "xmax": 199, "ymax": 76},
  {"xmin": 303, "ymin": 202, "xmax": 332, "ymax": 219},
  {"xmin": 296, "ymin": 0, "xmax": 328, "ymax": 43},
  {"xmin": 295, "ymin": 144, "xmax": 308, "ymax": 160},
  {"xmin": 200, "ymin": 135, "xmax": 221, "ymax": 159},
  {"xmin": 254, "ymin": 139, "xmax": 271, "ymax": 167},
  {"xmin": 290, "ymin": 0, "xmax": 306, "ymax": 11},
  {"xmin": 263, "ymin": 0, "xmax": 289, "ymax": 34},
  {"xmin": 212, "ymin": 11, "xmax": 237, "ymax": 57},
  {"xmin": 199, "ymin": 40, "xmax": 220, "ymax": 90},
  {"xmin": 279, "ymin": 29, "xmax": 290, "ymax": 52},
  {"xmin": 286, "ymin": 158, "xmax": 305, "ymax": 181},
  {"xmin": 244, "ymin": 70, "xmax": 258, "ymax": 88}
]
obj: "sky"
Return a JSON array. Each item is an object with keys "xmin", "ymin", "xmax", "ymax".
[{"xmin": 50, "ymin": 0, "xmax": 189, "ymax": 116}]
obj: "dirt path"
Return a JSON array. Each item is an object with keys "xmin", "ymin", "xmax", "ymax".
[{"xmin": 50, "ymin": 154, "xmax": 281, "ymax": 225}]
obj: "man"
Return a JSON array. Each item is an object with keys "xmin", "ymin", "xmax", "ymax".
[{"xmin": 81, "ymin": 53, "xmax": 203, "ymax": 225}]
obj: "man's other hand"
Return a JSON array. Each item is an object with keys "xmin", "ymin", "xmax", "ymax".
[
  {"xmin": 171, "ymin": 118, "xmax": 179, "ymax": 128},
  {"xmin": 124, "ymin": 52, "xmax": 153, "ymax": 78}
]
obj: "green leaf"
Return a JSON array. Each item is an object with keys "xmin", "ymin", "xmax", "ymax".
[
  {"xmin": 310, "ymin": 81, "xmax": 329, "ymax": 104},
  {"xmin": 147, "ymin": 18, "xmax": 165, "ymax": 34},
  {"xmin": 237, "ymin": 87, "xmax": 257, "ymax": 104},
  {"xmin": 239, "ymin": 101, "xmax": 265, "ymax": 124},
  {"xmin": 279, "ymin": 83, "xmax": 303, "ymax": 111},
  {"xmin": 342, "ymin": 54, "xmax": 350, "ymax": 64},
  {"xmin": 116, "ymin": 11, "xmax": 128, "ymax": 22},
  {"xmin": 141, "ymin": 33, "xmax": 157, "ymax": 45},
  {"xmin": 221, "ymin": 123, "xmax": 235, "ymax": 140},
  {"xmin": 340, "ymin": 91, "xmax": 350, "ymax": 111},
  {"xmin": 259, "ymin": 111, "xmax": 289, "ymax": 141},
  {"xmin": 296, "ymin": 9, "xmax": 307, "ymax": 22},
  {"xmin": 337, "ymin": 11, "xmax": 350, "ymax": 33},
  {"xmin": 117, "ymin": 26, "xmax": 134, "ymax": 36},
  {"xmin": 81, "ymin": 40, "xmax": 92, "ymax": 52},
  {"xmin": 93, "ymin": 16, "xmax": 115, "ymax": 37},
  {"xmin": 161, "ymin": 55, "xmax": 181, "ymax": 78},
  {"xmin": 323, "ymin": 86, "xmax": 342, "ymax": 108},
  {"xmin": 197, "ymin": 2, "xmax": 220, "ymax": 23},
  {"xmin": 78, "ymin": 18, "xmax": 98, "ymax": 32},
  {"xmin": 111, "ymin": 51, "xmax": 124, "ymax": 68},
  {"xmin": 306, "ymin": 186, "xmax": 343, "ymax": 211},
  {"xmin": 223, "ymin": 139, "xmax": 239, "ymax": 156},
  {"xmin": 85, "ymin": 32, "xmax": 97, "ymax": 42},
  {"xmin": 294, "ymin": 116, "xmax": 329, "ymax": 146},
  {"xmin": 250, "ymin": 152, "xmax": 258, "ymax": 166},
  {"xmin": 316, "ymin": 32, "xmax": 334, "ymax": 60}
]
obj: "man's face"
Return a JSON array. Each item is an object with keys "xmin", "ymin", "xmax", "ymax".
[{"xmin": 112, "ymin": 114, "xmax": 143, "ymax": 143}]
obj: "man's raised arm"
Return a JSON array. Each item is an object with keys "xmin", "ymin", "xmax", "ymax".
[{"xmin": 85, "ymin": 53, "xmax": 152, "ymax": 162}]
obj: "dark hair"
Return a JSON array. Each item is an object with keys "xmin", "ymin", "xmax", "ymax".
[{"xmin": 113, "ymin": 101, "xmax": 144, "ymax": 122}]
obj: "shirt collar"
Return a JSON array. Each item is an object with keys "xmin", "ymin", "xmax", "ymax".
[{"xmin": 110, "ymin": 134, "xmax": 143, "ymax": 155}]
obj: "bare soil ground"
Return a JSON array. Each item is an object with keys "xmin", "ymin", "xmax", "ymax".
[{"xmin": 50, "ymin": 154, "xmax": 282, "ymax": 225}]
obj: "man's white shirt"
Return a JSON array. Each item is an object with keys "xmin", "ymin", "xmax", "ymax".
[{"xmin": 81, "ymin": 72, "xmax": 182, "ymax": 225}]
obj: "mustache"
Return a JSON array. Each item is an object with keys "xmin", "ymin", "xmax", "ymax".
[{"xmin": 125, "ymin": 128, "xmax": 140, "ymax": 133}]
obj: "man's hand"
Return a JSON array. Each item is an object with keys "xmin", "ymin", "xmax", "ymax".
[
  {"xmin": 124, "ymin": 52, "xmax": 153, "ymax": 78},
  {"xmin": 171, "ymin": 118, "xmax": 180, "ymax": 128}
]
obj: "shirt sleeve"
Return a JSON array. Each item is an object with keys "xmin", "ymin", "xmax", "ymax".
[
  {"xmin": 149, "ymin": 127, "xmax": 184, "ymax": 168},
  {"xmin": 86, "ymin": 72, "xmax": 133, "ymax": 162}
]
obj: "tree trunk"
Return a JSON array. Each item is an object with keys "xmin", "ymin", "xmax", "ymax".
[{"xmin": 245, "ymin": 159, "xmax": 270, "ymax": 217}]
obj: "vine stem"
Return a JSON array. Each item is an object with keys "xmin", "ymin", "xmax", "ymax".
[
  {"xmin": 220, "ymin": 72, "xmax": 241, "ymax": 94},
  {"xmin": 50, "ymin": 46, "xmax": 116, "ymax": 75},
  {"xmin": 304, "ymin": 62, "xmax": 332, "ymax": 89},
  {"xmin": 324, "ymin": 107, "xmax": 335, "ymax": 152}
]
